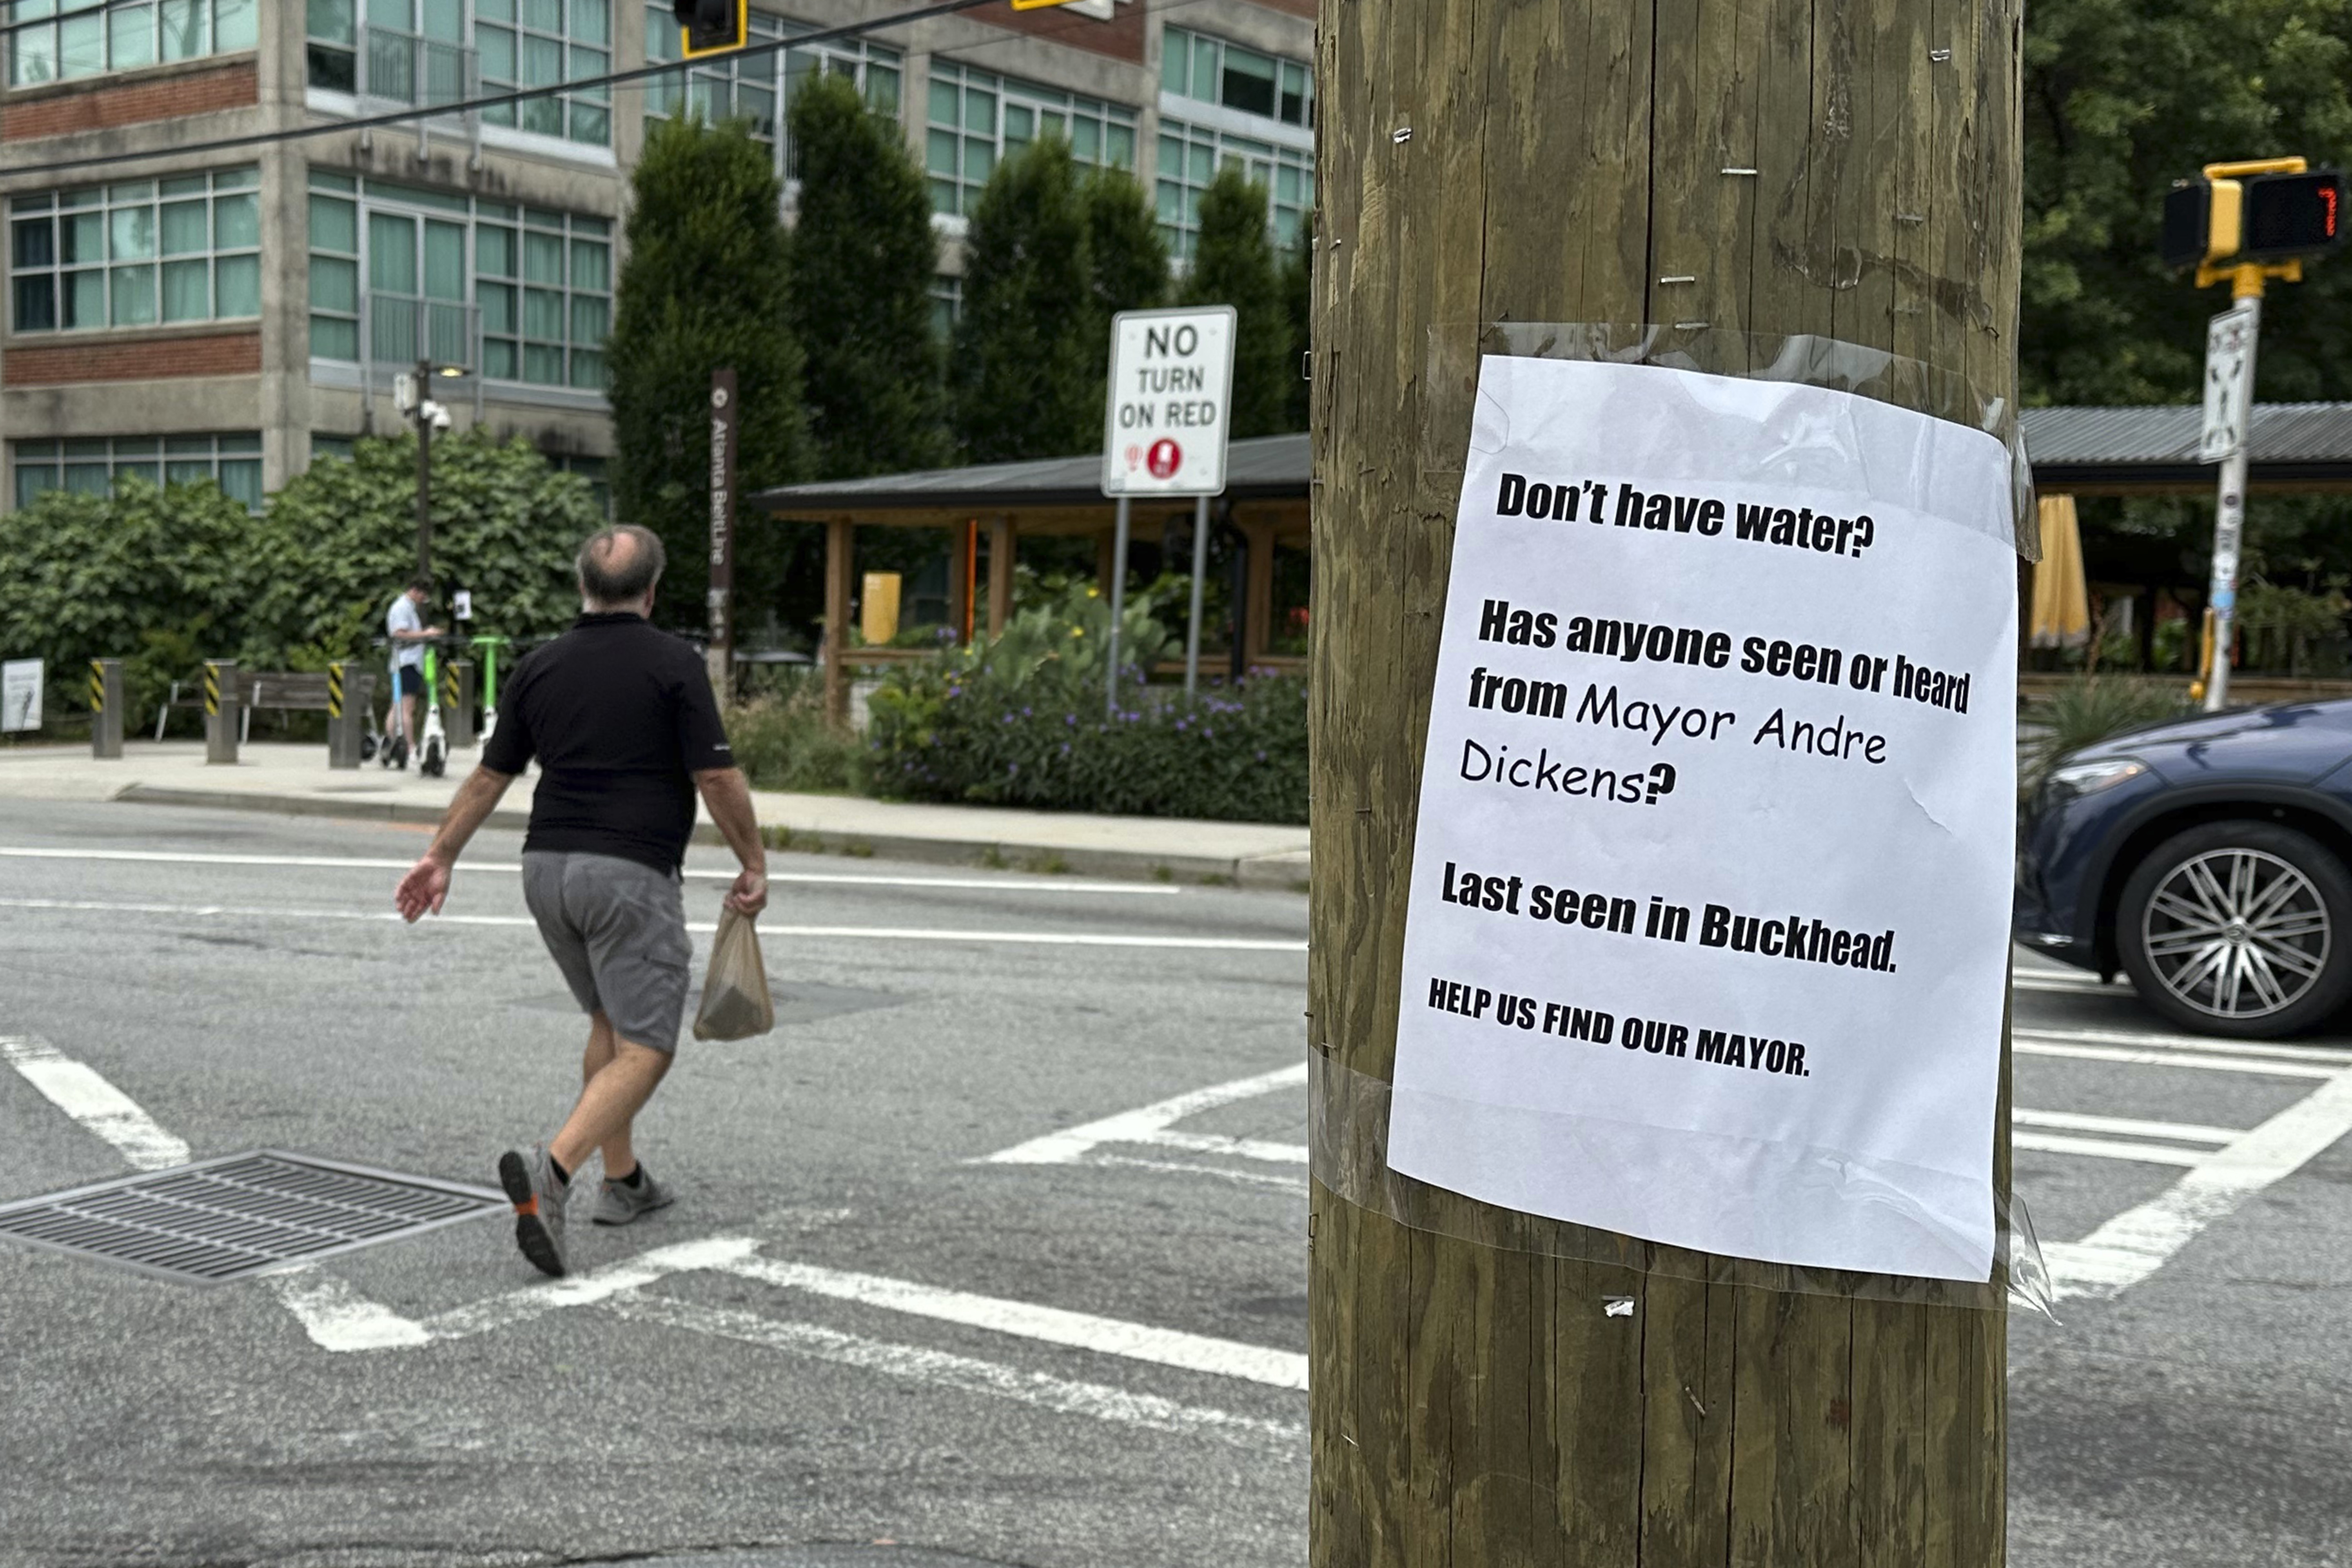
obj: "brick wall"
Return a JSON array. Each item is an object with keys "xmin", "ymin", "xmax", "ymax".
[
  {"xmin": 976, "ymin": 2, "xmax": 1147, "ymax": 64},
  {"xmin": 2, "ymin": 59, "xmax": 258, "ymax": 142},
  {"xmin": 4, "ymin": 332, "xmax": 262, "ymax": 385}
]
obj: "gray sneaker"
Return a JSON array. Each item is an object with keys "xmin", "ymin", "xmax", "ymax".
[
  {"xmin": 593, "ymin": 1165, "xmax": 674, "ymax": 1227},
  {"xmin": 496, "ymin": 1145, "xmax": 569, "ymax": 1277}
]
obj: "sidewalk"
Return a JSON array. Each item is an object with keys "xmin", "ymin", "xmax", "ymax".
[{"xmin": 0, "ymin": 741, "xmax": 1312, "ymax": 888}]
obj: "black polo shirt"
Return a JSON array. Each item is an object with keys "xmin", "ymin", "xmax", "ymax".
[{"xmin": 483, "ymin": 613, "xmax": 735, "ymax": 873}]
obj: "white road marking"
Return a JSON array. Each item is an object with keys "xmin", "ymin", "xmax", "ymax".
[
  {"xmin": 2012, "ymin": 1108, "xmax": 2238, "ymax": 1144},
  {"xmin": 2045, "ymin": 1066, "xmax": 2352, "ymax": 1300},
  {"xmin": 0, "ymin": 846, "xmax": 1178, "ymax": 897},
  {"xmin": 982, "ymin": 1062, "xmax": 1308, "ymax": 1165},
  {"xmin": 2013, "ymin": 1132, "xmax": 2205, "ymax": 1167},
  {"xmin": 1137, "ymin": 1129, "xmax": 1309, "ymax": 1164},
  {"xmin": 2016, "ymin": 1026, "xmax": 2352, "ymax": 1068},
  {"xmin": 264, "ymin": 1267, "xmax": 431, "ymax": 1350},
  {"xmin": 2016, "ymin": 1039, "xmax": 2340, "ymax": 1078},
  {"xmin": 0, "ymin": 1035, "xmax": 189, "ymax": 1171},
  {"xmin": 1088, "ymin": 1153, "xmax": 1308, "ymax": 1191},
  {"xmin": 2011, "ymin": 972, "xmax": 2127, "ymax": 995},
  {"xmin": 0, "ymin": 898, "xmax": 1304, "ymax": 953},
  {"xmin": 608, "ymin": 1294, "xmax": 1303, "ymax": 1453},
  {"xmin": 416, "ymin": 1235, "xmax": 760, "ymax": 1343},
  {"xmin": 722, "ymin": 1254, "xmax": 1308, "ymax": 1391}
]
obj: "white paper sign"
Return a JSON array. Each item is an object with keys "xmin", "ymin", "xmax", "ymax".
[
  {"xmin": 1101, "ymin": 305, "xmax": 1236, "ymax": 497},
  {"xmin": 1389, "ymin": 356, "xmax": 2018, "ymax": 1282},
  {"xmin": 2200, "ymin": 303, "xmax": 2257, "ymax": 464},
  {"xmin": 2, "ymin": 659, "xmax": 44, "ymax": 732}
]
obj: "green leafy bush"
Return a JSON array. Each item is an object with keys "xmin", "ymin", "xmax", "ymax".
[
  {"xmin": 726, "ymin": 670, "xmax": 867, "ymax": 794},
  {"xmin": 2023, "ymin": 676, "xmax": 2194, "ymax": 792},
  {"xmin": 867, "ymin": 582, "xmax": 1307, "ymax": 823}
]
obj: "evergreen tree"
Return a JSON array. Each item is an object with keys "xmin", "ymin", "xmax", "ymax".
[
  {"xmin": 787, "ymin": 72, "xmax": 953, "ymax": 480},
  {"xmin": 606, "ymin": 114, "xmax": 812, "ymax": 627},
  {"xmin": 1281, "ymin": 211, "xmax": 1312, "ymax": 433},
  {"xmin": 1079, "ymin": 167, "xmax": 1171, "ymax": 433},
  {"xmin": 951, "ymin": 135, "xmax": 1096, "ymax": 462},
  {"xmin": 1182, "ymin": 165, "xmax": 1291, "ymax": 439}
]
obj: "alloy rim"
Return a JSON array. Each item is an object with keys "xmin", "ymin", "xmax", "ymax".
[{"xmin": 2141, "ymin": 848, "xmax": 2331, "ymax": 1020}]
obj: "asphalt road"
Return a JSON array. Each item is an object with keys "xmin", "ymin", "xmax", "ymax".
[{"xmin": 0, "ymin": 799, "xmax": 2347, "ymax": 1568}]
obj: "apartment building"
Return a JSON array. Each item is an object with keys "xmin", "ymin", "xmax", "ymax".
[{"xmin": 0, "ymin": 0, "xmax": 1314, "ymax": 515}]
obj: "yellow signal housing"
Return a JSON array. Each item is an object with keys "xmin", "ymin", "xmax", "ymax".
[
  {"xmin": 2196, "ymin": 156, "xmax": 2308, "ymax": 291},
  {"xmin": 680, "ymin": 0, "xmax": 748, "ymax": 58},
  {"xmin": 1010, "ymin": 0, "xmax": 1089, "ymax": 9}
]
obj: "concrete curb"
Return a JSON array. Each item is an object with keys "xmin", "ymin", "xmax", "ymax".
[{"xmin": 113, "ymin": 784, "xmax": 1311, "ymax": 891}]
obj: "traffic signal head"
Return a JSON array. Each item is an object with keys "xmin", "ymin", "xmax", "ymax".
[
  {"xmin": 2241, "ymin": 171, "xmax": 2345, "ymax": 262},
  {"xmin": 2162, "ymin": 180, "xmax": 2239, "ymax": 271},
  {"xmin": 675, "ymin": 0, "xmax": 746, "ymax": 56}
]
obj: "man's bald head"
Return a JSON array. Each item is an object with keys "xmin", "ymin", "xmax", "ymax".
[{"xmin": 576, "ymin": 524, "xmax": 666, "ymax": 610}]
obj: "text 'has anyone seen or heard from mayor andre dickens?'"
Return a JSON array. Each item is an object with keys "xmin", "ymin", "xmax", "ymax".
[{"xmin": 1387, "ymin": 355, "xmax": 2016, "ymax": 1283}]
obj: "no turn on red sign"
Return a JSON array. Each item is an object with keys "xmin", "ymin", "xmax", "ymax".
[{"xmin": 1101, "ymin": 305, "xmax": 1237, "ymax": 497}]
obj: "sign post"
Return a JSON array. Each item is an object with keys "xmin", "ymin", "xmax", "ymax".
[
  {"xmin": 2198, "ymin": 301, "xmax": 2259, "ymax": 710},
  {"xmin": 1100, "ymin": 305, "xmax": 1236, "ymax": 709},
  {"xmin": 708, "ymin": 368, "xmax": 739, "ymax": 698}
]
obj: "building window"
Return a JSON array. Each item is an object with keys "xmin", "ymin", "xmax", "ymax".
[
  {"xmin": 477, "ymin": 0, "xmax": 609, "ymax": 145},
  {"xmin": 14, "ymin": 434, "xmax": 263, "ymax": 511},
  {"xmin": 8, "ymin": 0, "xmax": 258, "ymax": 87},
  {"xmin": 644, "ymin": 7, "xmax": 901, "ymax": 183},
  {"xmin": 311, "ymin": 434, "xmax": 357, "ymax": 463},
  {"xmin": 477, "ymin": 207, "xmax": 608, "ymax": 388},
  {"xmin": 1155, "ymin": 118, "xmax": 1310, "ymax": 261},
  {"xmin": 305, "ymin": 0, "xmax": 468, "ymax": 105},
  {"xmin": 1161, "ymin": 26, "xmax": 1312, "ymax": 128},
  {"xmin": 11, "ymin": 169, "xmax": 261, "ymax": 334},
  {"xmin": 925, "ymin": 61, "xmax": 1138, "ymax": 218},
  {"xmin": 930, "ymin": 274, "xmax": 960, "ymax": 342},
  {"xmin": 307, "ymin": 170, "xmax": 612, "ymax": 392}
]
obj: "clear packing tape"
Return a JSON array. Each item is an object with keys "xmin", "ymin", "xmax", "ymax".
[
  {"xmin": 1312, "ymin": 321, "xmax": 2054, "ymax": 1320},
  {"xmin": 1426, "ymin": 322, "xmax": 2040, "ymax": 563},
  {"xmin": 1311, "ymin": 1051, "xmax": 2059, "ymax": 1321}
]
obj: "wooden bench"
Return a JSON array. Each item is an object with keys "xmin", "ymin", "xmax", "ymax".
[{"xmin": 154, "ymin": 671, "xmax": 341, "ymax": 742}]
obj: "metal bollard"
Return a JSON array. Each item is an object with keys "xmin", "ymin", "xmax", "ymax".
[
  {"xmin": 443, "ymin": 659, "xmax": 475, "ymax": 750},
  {"xmin": 203, "ymin": 659, "xmax": 239, "ymax": 765},
  {"xmin": 88, "ymin": 659, "xmax": 122, "ymax": 759},
  {"xmin": 327, "ymin": 661, "xmax": 362, "ymax": 769}
]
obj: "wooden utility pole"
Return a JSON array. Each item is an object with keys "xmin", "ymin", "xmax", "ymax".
[{"xmin": 1307, "ymin": 2, "xmax": 2022, "ymax": 1564}]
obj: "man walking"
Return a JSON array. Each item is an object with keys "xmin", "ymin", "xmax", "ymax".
[
  {"xmin": 385, "ymin": 575, "xmax": 444, "ymax": 767},
  {"xmin": 394, "ymin": 524, "xmax": 766, "ymax": 1278}
]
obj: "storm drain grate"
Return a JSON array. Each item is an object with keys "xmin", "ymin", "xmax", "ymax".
[{"xmin": 0, "ymin": 1151, "xmax": 506, "ymax": 1284}]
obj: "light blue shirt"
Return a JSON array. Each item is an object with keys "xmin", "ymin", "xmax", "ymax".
[{"xmin": 387, "ymin": 595, "xmax": 424, "ymax": 669}]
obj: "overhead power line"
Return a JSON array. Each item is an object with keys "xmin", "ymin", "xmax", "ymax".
[{"xmin": 0, "ymin": 0, "xmax": 1007, "ymax": 181}]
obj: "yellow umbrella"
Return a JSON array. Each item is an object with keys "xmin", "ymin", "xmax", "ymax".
[{"xmin": 2030, "ymin": 494, "xmax": 2090, "ymax": 648}]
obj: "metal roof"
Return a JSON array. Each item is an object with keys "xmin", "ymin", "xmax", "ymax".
[
  {"xmin": 753, "ymin": 432, "xmax": 1312, "ymax": 514},
  {"xmin": 751, "ymin": 406, "xmax": 2352, "ymax": 516},
  {"xmin": 2019, "ymin": 401, "xmax": 2352, "ymax": 491}
]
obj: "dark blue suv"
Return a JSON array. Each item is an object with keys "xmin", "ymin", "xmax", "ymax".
[{"xmin": 2016, "ymin": 700, "xmax": 2352, "ymax": 1038}]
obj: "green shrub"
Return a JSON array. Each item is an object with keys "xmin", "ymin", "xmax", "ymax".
[
  {"xmin": 726, "ymin": 670, "xmax": 866, "ymax": 794},
  {"xmin": 866, "ymin": 581, "xmax": 1307, "ymax": 823},
  {"xmin": 2023, "ymin": 676, "xmax": 2194, "ymax": 792}
]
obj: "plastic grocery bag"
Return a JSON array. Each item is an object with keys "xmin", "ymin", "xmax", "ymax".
[{"xmin": 693, "ymin": 907, "xmax": 775, "ymax": 1041}]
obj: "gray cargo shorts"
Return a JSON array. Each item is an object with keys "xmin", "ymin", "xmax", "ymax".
[{"xmin": 520, "ymin": 851, "xmax": 691, "ymax": 1054}]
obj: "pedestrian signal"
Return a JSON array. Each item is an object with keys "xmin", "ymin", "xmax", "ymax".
[
  {"xmin": 2242, "ymin": 171, "xmax": 2345, "ymax": 262},
  {"xmin": 2161, "ymin": 180, "xmax": 2239, "ymax": 271},
  {"xmin": 675, "ymin": 0, "xmax": 746, "ymax": 56}
]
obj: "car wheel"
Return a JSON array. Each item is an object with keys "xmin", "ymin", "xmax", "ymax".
[{"xmin": 2116, "ymin": 821, "xmax": 2352, "ymax": 1038}]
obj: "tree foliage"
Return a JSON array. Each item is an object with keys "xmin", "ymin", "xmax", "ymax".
[
  {"xmin": 786, "ymin": 72, "xmax": 953, "ymax": 480},
  {"xmin": 1182, "ymin": 165, "xmax": 1293, "ymax": 439},
  {"xmin": 607, "ymin": 114, "xmax": 812, "ymax": 625},
  {"xmin": 951, "ymin": 136, "xmax": 1098, "ymax": 462},
  {"xmin": 0, "ymin": 436, "xmax": 598, "ymax": 722},
  {"xmin": 1082, "ymin": 165, "xmax": 1170, "ymax": 340},
  {"xmin": 2023, "ymin": 0, "xmax": 2352, "ymax": 407}
]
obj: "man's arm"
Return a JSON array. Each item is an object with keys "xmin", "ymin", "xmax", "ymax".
[
  {"xmin": 693, "ymin": 766, "xmax": 768, "ymax": 916},
  {"xmin": 394, "ymin": 764, "xmax": 517, "ymax": 921}
]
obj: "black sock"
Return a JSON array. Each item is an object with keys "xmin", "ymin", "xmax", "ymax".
[
  {"xmin": 616, "ymin": 1163, "xmax": 645, "ymax": 1189},
  {"xmin": 548, "ymin": 1154, "xmax": 570, "ymax": 1186}
]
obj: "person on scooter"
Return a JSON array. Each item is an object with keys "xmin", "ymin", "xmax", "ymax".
[{"xmin": 384, "ymin": 575, "xmax": 444, "ymax": 769}]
